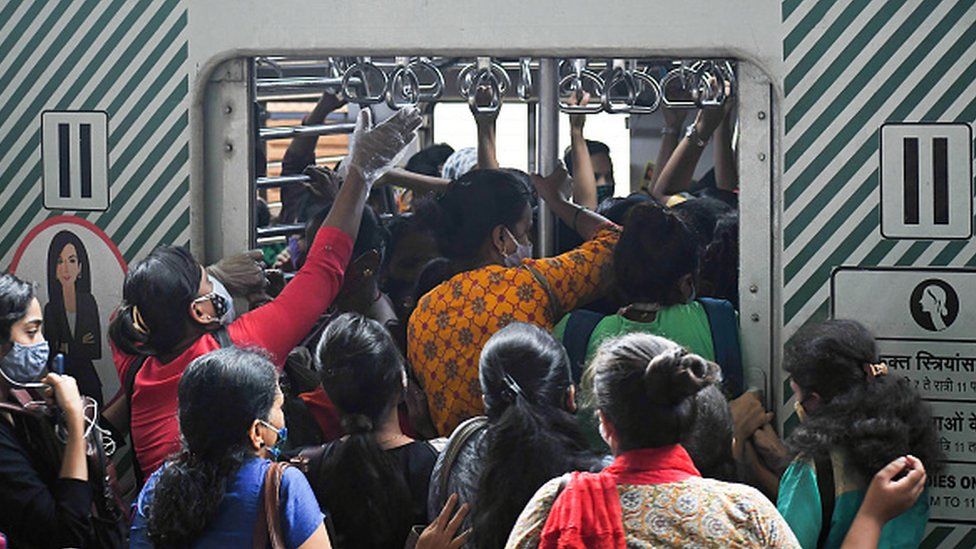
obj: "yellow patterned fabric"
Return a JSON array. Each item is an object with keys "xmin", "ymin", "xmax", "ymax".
[
  {"xmin": 407, "ymin": 228, "xmax": 620, "ymax": 435},
  {"xmin": 506, "ymin": 476, "xmax": 801, "ymax": 549}
]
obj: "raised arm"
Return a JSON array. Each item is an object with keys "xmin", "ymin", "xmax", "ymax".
[
  {"xmin": 648, "ymin": 107, "xmax": 686, "ymax": 191},
  {"xmin": 652, "ymin": 100, "xmax": 732, "ymax": 202},
  {"xmin": 568, "ymin": 92, "xmax": 598, "ymax": 210},
  {"xmin": 376, "ymin": 167, "xmax": 452, "ymax": 195},
  {"xmin": 229, "ymin": 107, "xmax": 423, "ymax": 364},
  {"xmin": 713, "ymin": 100, "xmax": 738, "ymax": 192},
  {"xmin": 281, "ymin": 91, "xmax": 346, "ymax": 175},
  {"xmin": 532, "ymin": 165, "xmax": 610, "ymax": 241},
  {"xmin": 475, "ymin": 102, "xmax": 499, "ymax": 170}
]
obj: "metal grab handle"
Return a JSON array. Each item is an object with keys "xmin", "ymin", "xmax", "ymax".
[
  {"xmin": 558, "ymin": 58, "xmax": 604, "ymax": 113},
  {"xmin": 602, "ymin": 65, "xmax": 637, "ymax": 114},
  {"xmin": 341, "ymin": 57, "xmax": 387, "ymax": 105},
  {"xmin": 692, "ymin": 61, "xmax": 724, "ymax": 108},
  {"xmin": 629, "ymin": 70, "xmax": 663, "ymax": 114},
  {"xmin": 660, "ymin": 63, "xmax": 699, "ymax": 109},
  {"xmin": 458, "ymin": 57, "xmax": 511, "ymax": 96},
  {"xmin": 517, "ymin": 57, "xmax": 533, "ymax": 101},
  {"xmin": 386, "ymin": 60, "xmax": 421, "ymax": 108},
  {"xmin": 409, "ymin": 57, "xmax": 445, "ymax": 101},
  {"xmin": 467, "ymin": 67, "xmax": 502, "ymax": 115}
]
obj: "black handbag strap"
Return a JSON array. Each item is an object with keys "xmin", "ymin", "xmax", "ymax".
[
  {"xmin": 815, "ymin": 455, "xmax": 836, "ymax": 549},
  {"xmin": 439, "ymin": 416, "xmax": 488, "ymax": 497}
]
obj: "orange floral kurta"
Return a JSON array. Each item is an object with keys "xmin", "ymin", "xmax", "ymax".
[{"xmin": 407, "ymin": 228, "xmax": 620, "ymax": 435}]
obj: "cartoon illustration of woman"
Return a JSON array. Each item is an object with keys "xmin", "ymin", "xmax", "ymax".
[
  {"xmin": 918, "ymin": 283, "xmax": 949, "ymax": 332},
  {"xmin": 44, "ymin": 230, "xmax": 103, "ymax": 403}
]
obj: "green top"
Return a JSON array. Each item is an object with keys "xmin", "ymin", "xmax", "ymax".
[
  {"xmin": 553, "ymin": 302, "xmax": 718, "ymax": 451},
  {"xmin": 777, "ymin": 456, "xmax": 929, "ymax": 549},
  {"xmin": 552, "ymin": 301, "xmax": 716, "ymax": 364}
]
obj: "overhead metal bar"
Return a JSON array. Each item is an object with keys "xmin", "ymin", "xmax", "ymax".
[
  {"xmin": 256, "ymin": 174, "xmax": 310, "ymax": 189},
  {"xmin": 256, "ymin": 223, "xmax": 307, "ymax": 238},
  {"xmin": 258, "ymin": 122, "xmax": 356, "ymax": 140}
]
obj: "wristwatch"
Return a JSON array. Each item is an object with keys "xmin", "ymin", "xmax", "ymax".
[{"xmin": 684, "ymin": 124, "xmax": 709, "ymax": 148}]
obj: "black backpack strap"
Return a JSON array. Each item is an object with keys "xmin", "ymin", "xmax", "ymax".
[
  {"xmin": 698, "ymin": 298, "xmax": 744, "ymax": 397},
  {"xmin": 815, "ymin": 455, "xmax": 836, "ymax": 549},
  {"xmin": 562, "ymin": 310, "xmax": 606, "ymax": 385},
  {"xmin": 214, "ymin": 326, "xmax": 233, "ymax": 348},
  {"xmin": 123, "ymin": 354, "xmax": 150, "ymax": 488},
  {"xmin": 124, "ymin": 329, "xmax": 232, "ymax": 488}
]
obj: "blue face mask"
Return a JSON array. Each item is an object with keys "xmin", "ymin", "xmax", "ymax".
[
  {"xmin": 1, "ymin": 341, "xmax": 50, "ymax": 386},
  {"xmin": 259, "ymin": 419, "xmax": 288, "ymax": 460}
]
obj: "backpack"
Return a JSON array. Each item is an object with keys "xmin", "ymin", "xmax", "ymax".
[{"xmin": 562, "ymin": 298, "xmax": 744, "ymax": 397}]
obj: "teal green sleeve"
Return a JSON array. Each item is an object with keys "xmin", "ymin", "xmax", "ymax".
[
  {"xmin": 552, "ymin": 314, "xmax": 568, "ymax": 341},
  {"xmin": 776, "ymin": 460, "xmax": 821, "ymax": 549}
]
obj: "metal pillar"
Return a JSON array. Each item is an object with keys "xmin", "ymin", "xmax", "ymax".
[
  {"xmin": 537, "ymin": 59, "xmax": 559, "ymax": 257},
  {"xmin": 201, "ymin": 58, "xmax": 253, "ymax": 264},
  {"xmin": 527, "ymin": 102, "xmax": 537, "ymax": 175}
]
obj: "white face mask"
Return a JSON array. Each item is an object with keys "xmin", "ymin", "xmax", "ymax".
[
  {"xmin": 502, "ymin": 228, "xmax": 533, "ymax": 268},
  {"xmin": 208, "ymin": 276, "xmax": 236, "ymax": 325}
]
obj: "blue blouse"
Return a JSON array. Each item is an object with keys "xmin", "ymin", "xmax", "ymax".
[{"xmin": 130, "ymin": 456, "xmax": 324, "ymax": 548}]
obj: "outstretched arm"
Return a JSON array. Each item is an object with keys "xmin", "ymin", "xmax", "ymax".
[{"xmin": 568, "ymin": 92, "xmax": 598, "ymax": 209}]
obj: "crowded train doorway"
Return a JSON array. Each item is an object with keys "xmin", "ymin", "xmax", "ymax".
[{"xmin": 202, "ymin": 55, "xmax": 774, "ymax": 405}]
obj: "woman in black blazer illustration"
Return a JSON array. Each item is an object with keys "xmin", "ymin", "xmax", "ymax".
[{"xmin": 44, "ymin": 230, "xmax": 103, "ymax": 404}]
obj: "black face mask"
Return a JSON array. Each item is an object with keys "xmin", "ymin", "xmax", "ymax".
[
  {"xmin": 596, "ymin": 184, "xmax": 614, "ymax": 205},
  {"xmin": 192, "ymin": 292, "xmax": 229, "ymax": 323}
]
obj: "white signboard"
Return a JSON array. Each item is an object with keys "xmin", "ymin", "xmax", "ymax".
[
  {"xmin": 879, "ymin": 123, "xmax": 972, "ymax": 240},
  {"xmin": 832, "ymin": 267, "xmax": 976, "ymax": 523},
  {"xmin": 41, "ymin": 111, "xmax": 110, "ymax": 211}
]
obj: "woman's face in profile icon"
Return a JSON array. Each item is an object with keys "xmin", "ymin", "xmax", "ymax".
[{"xmin": 56, "ymin": 243, "xmax": 81, "ymax": 288}]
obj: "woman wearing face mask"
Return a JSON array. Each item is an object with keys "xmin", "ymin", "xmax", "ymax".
[
  {"xmin": 777, "ymin": 320, "xmax": 942, "ymax": 549},
  {"xmin": 409, "ymin": 167, "xmax": 619, "ymax": 435},
  {"xmin": 128, "ymin": 347, "xmax": 332, "ymax": 548},
  {"xmin": 106, "ymin": 107, "xmax": 422, "ymax": 479},
  {"xmin": 0, "ymin": 273, "xmax": 104, "ymax": 547}
]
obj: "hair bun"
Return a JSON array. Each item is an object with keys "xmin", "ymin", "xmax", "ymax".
[
  {"xmin": 341, "ymin": 414, "xmax": 374, "ymax": 434},
  {"xmin": 643, "ymin": 349, "xmax": 721, "ymax": 405}
]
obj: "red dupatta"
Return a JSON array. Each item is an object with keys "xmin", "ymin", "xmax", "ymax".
[{"xmin": 539, "ymin": 444, "xmax": 701, "ymax": 549}]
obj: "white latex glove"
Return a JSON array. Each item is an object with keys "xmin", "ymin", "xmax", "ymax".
[{"xmin": 340, "ymin": 106, "xmax": 422, "ymax": 187}]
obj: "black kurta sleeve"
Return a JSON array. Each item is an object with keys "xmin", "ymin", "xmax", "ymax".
[{"xmin": 0, "ymin": 421, "xmax": 93, "ymax": 548}]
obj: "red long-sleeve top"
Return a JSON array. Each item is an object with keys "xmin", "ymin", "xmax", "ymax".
[{"xmin": 112, "ymin": 226, "xmax": 353, "ymax": 476}]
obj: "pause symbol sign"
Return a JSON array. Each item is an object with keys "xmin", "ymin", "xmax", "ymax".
[
  {"xmin": 880, "ymin": 123, "xmax": 973, "ymax": 240},
  {"xmin": 41, "ymin": 111, "xmax": 109, "ymax": 211}
]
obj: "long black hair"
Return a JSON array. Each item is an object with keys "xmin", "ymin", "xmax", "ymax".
[
  {"xmin": 109, "ymin": 246, "xmax": 201, "ymax": 356},
  {"xmin": 0, "ymin": 273, "xmax": 34, "ymax": 344},
  {"xmin": 46, "ymin": 230, "xmax": 92, "ymax": 303},
  {"xmin": 414, "ymin": 169, "xmax": 533, "ymax": 290},
  {"xmin": 589, "ymin": 333, "xmax": 721, "ymax": 452},
  {"xmin": 472, "ymin": 323, "xmax": 599, "ymax": 549},
  {"xmin": 146, "ymin": 348, "xmax": 279, "ymax": 546},
  {"xmin": 614, "ymin": 202, "xmax": 700, "ymax": 306},
  {"xmin": 313, "ymin": 313, "xmax": 414, "ymax": 547},
  {"xmin": 784, "ymin": 319, "xmax": 944, "ymax": 479}
]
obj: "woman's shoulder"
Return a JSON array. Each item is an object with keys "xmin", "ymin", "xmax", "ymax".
[{"xmin": 682, "ymin": 477, "xmax": 785, "ymax": 519}]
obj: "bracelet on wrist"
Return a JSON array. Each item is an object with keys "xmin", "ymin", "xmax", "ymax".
[{"xmin": 572, "ymin": 204, "xmax": 587, "ymax": 232}]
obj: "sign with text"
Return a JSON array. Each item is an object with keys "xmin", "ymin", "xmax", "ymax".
[{"xmin": 832, "ymin": 267, "xmax": 976, "ymax": 523}]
